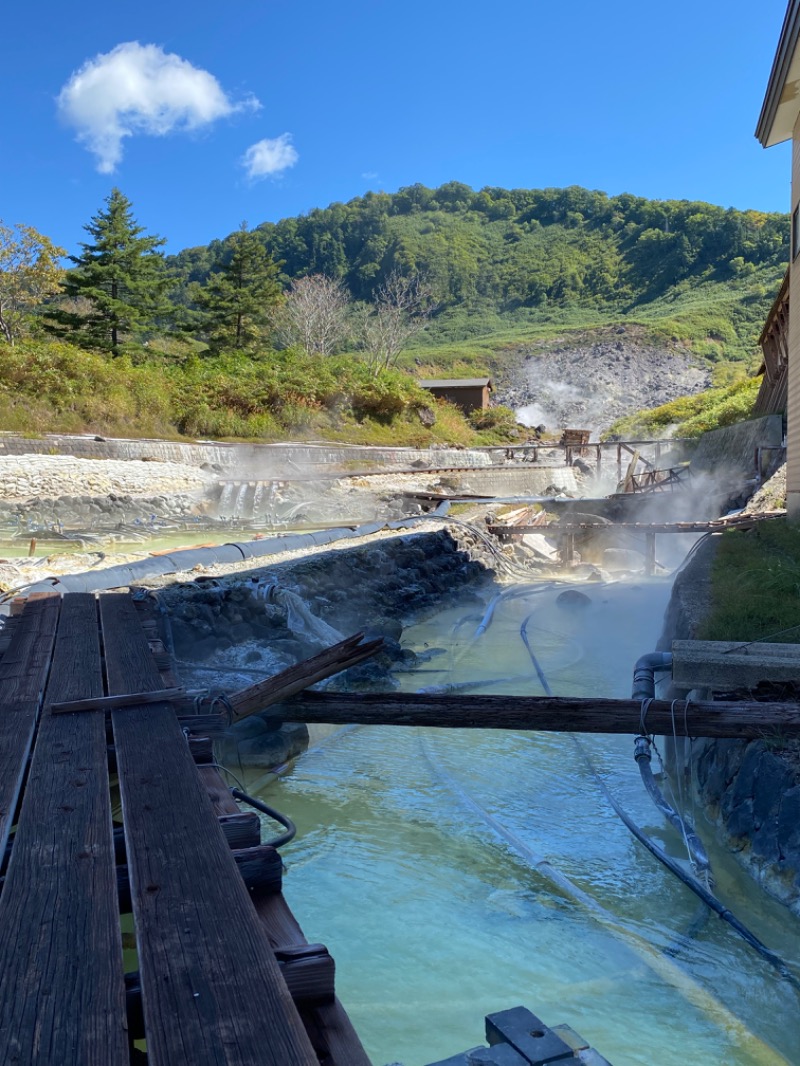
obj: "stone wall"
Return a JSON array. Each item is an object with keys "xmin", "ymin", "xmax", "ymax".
[{"xmin": 158, "ymin": 528, "xmax": 493, "ymax": 770}]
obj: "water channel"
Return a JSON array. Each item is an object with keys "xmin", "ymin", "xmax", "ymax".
[{"xmin": 242, "ymin": 574, "xmax": 799, "ymax": 1065}]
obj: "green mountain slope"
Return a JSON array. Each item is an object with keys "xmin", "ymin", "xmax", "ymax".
[{"xmin": 168, "ymin": 182, "xmax": 789, "ymax": 373}]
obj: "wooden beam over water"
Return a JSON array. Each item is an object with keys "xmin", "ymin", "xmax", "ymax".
[{"xmin": 276, "ymin": 691, "xmax": 800, "ymax": 738}]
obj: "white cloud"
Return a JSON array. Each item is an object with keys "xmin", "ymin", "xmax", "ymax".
[
  {"xmin": 58, "ymin": 41, "xmax": 260, "ymax": 173},
  {"xmin": 362, "ymin": 171, "xmax": 378, "ymax": 180},
  {"xmin": 241, "ymin": 134, "xmax": 298, "ymax": 181}
]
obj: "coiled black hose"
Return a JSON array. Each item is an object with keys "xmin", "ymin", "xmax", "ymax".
[{"xmin": 230, "ymin": 786, "xmax": 297, "ymax": 849}]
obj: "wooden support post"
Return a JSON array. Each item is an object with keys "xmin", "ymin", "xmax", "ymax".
[
  {"xmin": 561, "ymin": 533, "xmax": 575, "ymax": 568},
  {"xmin": 645, "ymin": 532, "xmax": 656, "ymax": 576},
  {"xmin": 617, "ymin": 442, "xmax": 622, "ymax": 483},
  {"xmin": 595, "ymin": 444, "xmax": 601, "ymax": 474}
]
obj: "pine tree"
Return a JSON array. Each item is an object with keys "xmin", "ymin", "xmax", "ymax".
[
  {"xmin": 48, "ymin": 188, "xmax": 168, "ymax": 355},
  {"xmin": 193, "ymin": 224, "xmax": 282, "ymax": 351}
]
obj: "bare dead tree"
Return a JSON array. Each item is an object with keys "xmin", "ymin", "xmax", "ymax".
[
  {"xmin": 359, "ymin": 271, "xmax": 435, "ymax": 374},
  {"xmin": 278, "ymin": 274, "xmax": 350, "ymax": 356}
]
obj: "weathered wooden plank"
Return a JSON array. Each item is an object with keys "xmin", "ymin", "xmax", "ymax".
[
  {"xmin": 107, "ymin": 735, "xmax": 212, "ymax": 774},
  {"xmin": 0, "ymin": 594, "xmax": 60, "ymax": 860},
  {"xmin": 100, "ymin": 593, "xmax": 317, "ymax": 1066},
  {"xmin": 51, "ymin": 687, "xmax": 185, "ymax": 715},
  {"xmin": 228, "ymin": 633, "xmax": 382, "ymax": 721},
  {"xmin": 195, "ymin": 766, "xmax": 374, "ymax": 1066},
  {"xmin": 278, "ymin": 690, "xmax": 800, "ymax": 738},
  {"xmin": 112, "ymin": 811, "xmax": 261, "ymax": 863},
  {"xmin": 116, "ymin": 845, "xmax": 283, "ymax": 912},
  {"xmin": 0, "ymin": 593, "xmax": 128, "ymax": 1066}
]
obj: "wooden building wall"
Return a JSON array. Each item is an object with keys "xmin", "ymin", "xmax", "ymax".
[
  {"xmin": 423, "ymin": 384, "xmax": 490, "ymax": 414},
  {"xmin": 754, "ymin": 271, "xmax": 789, "ymax": 416},
  {"xmin": 789, "ymin": 111, "xmax": 800, "ymax": 515}
]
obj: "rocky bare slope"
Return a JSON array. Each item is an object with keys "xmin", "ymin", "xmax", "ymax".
[{"xmin": 494, "ymin": 325, "xmax": 712, "ymax": 437}]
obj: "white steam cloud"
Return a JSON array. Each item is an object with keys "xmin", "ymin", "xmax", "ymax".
[
  {"xmin": 241, "ymin": 134, "xmax": 298, "ymax": 181},
  {"xmin": 58, "ymin": 41, "xmax": 260, "ymax": 172}
]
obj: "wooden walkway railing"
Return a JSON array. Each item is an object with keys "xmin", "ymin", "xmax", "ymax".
[{"xmin": 0, "ymin": 592, "xmax": 368, "ymax": 1066}]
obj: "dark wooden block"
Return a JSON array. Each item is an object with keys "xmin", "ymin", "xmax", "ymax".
[
  {"xmin": 276, "ymin": 943, "xmax": 336, "ymax": 1002},
  {"xmin": 486, "ymin": 1007, "xmax": 575, "ymax": 1064}
]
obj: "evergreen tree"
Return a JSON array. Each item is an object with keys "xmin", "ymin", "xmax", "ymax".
[
  {"xmin": 192, "ymin": 224, "xmax": 282, "ymax": 351},
  {"xmin": 48, "ymin": 188, "xmax": 167, "ymax": 355}
]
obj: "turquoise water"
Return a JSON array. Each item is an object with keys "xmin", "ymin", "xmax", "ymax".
[{"xmin": 243, "ymin": 579, "xmax": 800, "ymax": 1066}]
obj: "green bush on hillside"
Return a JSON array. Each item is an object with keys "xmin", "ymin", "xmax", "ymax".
[
  {"xmin": 603, "ymin": 377, "xmax": 761, "ymax": 440},
  {"xmin": 0, "ymin": 340, "xmax": 174, "ymax": 436}
]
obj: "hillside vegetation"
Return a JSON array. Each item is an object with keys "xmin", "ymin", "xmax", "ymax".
[
  {"xmin": 0, "ymin": 183, "xmax": 788, "ymax": 443},
  {"xmin": 604, "ymin": 377, "xmax": 763, "ymax": 439},
  {"xmin": 0, "ymin": 340, "xmax": 502, "ymax": 445},
  {"xmin": 172, "ymin": 182, "xmax": 788, "ymax": 374}
]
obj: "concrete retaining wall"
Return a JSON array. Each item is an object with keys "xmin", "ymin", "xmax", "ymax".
[
  {"xmin": 0, "ymin": 433, "xmax": 494, "ymax": 472},
  {"xmin": 689, "ymin": 414, "xmax": 783, "ymax": 477}
]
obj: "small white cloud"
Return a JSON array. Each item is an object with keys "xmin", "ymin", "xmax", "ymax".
[
  {"xmin": 362, "ymin": 171, "xmax": 378, "ymax": 180},
  {"xmin": 58, "ymin": 41, "xmax": 260, "ymax": 173},
  {"xmin": 241, "ymin": 134, "xmax": 298, "ymax": 181}
]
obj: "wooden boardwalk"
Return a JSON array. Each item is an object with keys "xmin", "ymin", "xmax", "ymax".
[{"xmin": 0, "ymin": 591, "xmax": 370, "ymax": 1066}]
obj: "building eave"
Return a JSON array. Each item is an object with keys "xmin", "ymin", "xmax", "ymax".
[{"xmin": 757, "ymin": 0, "xmax": 800, "ymax": 147}]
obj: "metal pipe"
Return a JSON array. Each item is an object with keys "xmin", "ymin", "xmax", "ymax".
[{"xmin": 631, "ymin": 650, "xmax": 673, "ymax": 700}]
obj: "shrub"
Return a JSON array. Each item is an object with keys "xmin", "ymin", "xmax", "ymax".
[{"xmin": 469, "ymin": 404, "xmax": 518, "ymax": 432}]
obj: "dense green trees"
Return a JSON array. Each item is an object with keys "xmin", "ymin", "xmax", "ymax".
[
  {"xmin": 48, "ymin": 188, "xmax": 167, "ymax": 355},
  {"xmin": 191, "ymin": 224, "xmax": 282, "ymax": 351},
  {"xmin": 167, "ymin": 183, "xmax": 787, "ymax": 325}
]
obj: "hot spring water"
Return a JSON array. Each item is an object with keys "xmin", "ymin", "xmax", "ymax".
[{"xmin": 241, "ymin": 578, "xmax": 800, "ymax": 1065}]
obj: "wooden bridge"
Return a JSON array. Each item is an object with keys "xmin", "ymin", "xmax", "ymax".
[
  {"xmin": 488, "ymin": 509, "xmax": 786, "ymax": 573},
  {"xmin": 0, "ymin": 591, "xmax": 370, "ymax": 1066}
]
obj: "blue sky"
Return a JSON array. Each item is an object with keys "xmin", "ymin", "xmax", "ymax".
[{"xmin": 2, "ymin": 0, "xmax": 793, "ymax": 255}]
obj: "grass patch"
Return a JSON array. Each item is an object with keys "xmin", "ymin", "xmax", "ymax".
[{"xmin": 699, "ymin": 519, "xmax": 800, "ymax": 643}]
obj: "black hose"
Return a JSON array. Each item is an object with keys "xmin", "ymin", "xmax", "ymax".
[
  {"xmin": 597, "ymin": 769, "xmax": 800, "ymax": 989},
  {"xmin": 230, "ymin": 786, "xmax": 297, "ymax": 848},
  {"xmin": 634, "ymin": 739, "xmax": 711, "ymax": 876},
  {"xmin": 520, "ymin": 613, "xmax": 554, "ymax": 696},
  {"xmin": 518, "ymin": 611, "xmax": 800, "ymax": 992}
]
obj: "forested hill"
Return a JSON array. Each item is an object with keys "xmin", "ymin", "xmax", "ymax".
[{"xmin": 168, "ymin": 183, "xmax": 789, "ymax": 364}]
